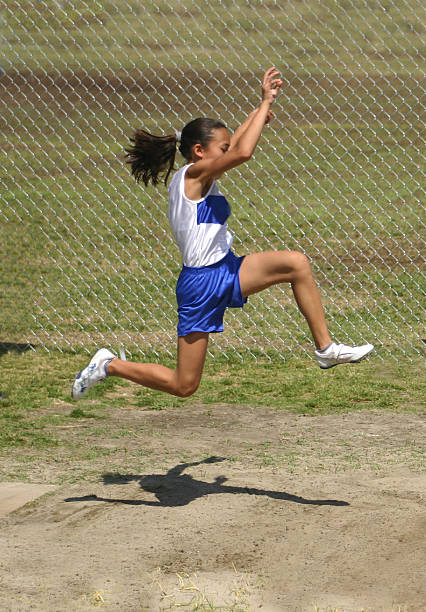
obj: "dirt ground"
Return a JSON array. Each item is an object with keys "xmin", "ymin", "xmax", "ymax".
[{"xmin": 0, "ymin": 402, "xmax": 425, "ymax": 611}]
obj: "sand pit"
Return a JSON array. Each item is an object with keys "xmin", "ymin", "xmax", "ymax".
[{"xmin": 0, "ymin": 405, "xmax": 424, "ymax": 611}]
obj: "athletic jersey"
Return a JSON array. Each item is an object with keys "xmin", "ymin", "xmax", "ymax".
[{"xmin": 168, "ymin": 163, "xmax": 233, "ymax": 267}]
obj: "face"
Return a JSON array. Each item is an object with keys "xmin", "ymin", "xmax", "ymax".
[{"xmin": 193, "ymin": 127, "xmax": 230, "ymax": 162}]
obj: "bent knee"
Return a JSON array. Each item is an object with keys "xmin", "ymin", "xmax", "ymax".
[
  {"xmin": 287, "ymin": 251, "xmax": 311, "ymax": 275},
  {"xmin": 174, "ymin": 379, "xmax": 200, "ymax": 398}
]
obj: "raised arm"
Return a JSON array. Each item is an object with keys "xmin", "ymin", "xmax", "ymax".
[
  {"xmin": 230, "ymin": 67, "xmax": 280, "ymax": 149},
  {"xmin": 186, "ymin": 67, "xmax": 283, "ymax": 184}
]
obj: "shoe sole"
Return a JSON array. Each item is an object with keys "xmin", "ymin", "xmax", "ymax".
[
  {"xmin": 71, "ymin": 349, "xmax": 114, "ymax": 399},
  {"xmin": 71, "ymin": 352, "xmax": 100, "ymax": 399},
  {"xmin": 319, "ymin": 346, "xmax": 374, "ymax": 370},
  {"xmin": 71, "ymin": 370, "xmax": 85, "ymax": 399}
]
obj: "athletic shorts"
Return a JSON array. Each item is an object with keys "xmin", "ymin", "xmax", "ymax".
[{"xmin": 176, "ymin": 250, "xmax": 247, "ymax": 337}]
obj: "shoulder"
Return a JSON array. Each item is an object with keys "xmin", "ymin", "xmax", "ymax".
[{"xmin": 169, "ymin": 163, "xmax": 192, "ymax": 192}]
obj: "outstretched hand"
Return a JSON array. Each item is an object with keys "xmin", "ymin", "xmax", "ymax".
[{"xmin": 262, "ymin": 67, "xmax": 283, "ymax": 104}]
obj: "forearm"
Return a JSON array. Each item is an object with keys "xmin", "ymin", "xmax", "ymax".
[
  {"xmin": 230, "ymin": 66, "xmax": 282, "ymax": 153},
  {"xmin": 230, "ymin": 108, "xmax": 261, "ymax": 147},
  {"xmin": 231, "ymin": 100, "xmax": 272, "ymax": 158}
]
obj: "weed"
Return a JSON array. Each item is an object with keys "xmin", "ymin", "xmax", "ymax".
[{"xmin": 152, "ymin": 567, "xmax": 252, "ymax": 611}]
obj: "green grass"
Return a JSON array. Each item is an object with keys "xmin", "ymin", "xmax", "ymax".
[
  {"xmin": 2, "ymin": 0, "xmax": 424, "ymax": 75},
  {"xmin": 0, "ymin": 348, "xmax": 424, "ymax": 453},
  {"xmin": 1, "ymin": 110, "xmax": 424, "ymax": 354},
  {"xmin": 1, "ymin": 91, "xmax": 424, "ymax": 356},
  {"xmin": 0, "ymin": 0, "xmax": 424, "ymax": 459}
]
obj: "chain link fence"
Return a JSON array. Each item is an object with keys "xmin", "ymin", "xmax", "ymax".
[{"xmin": 1, "ymin": 1, "xmax": 424, "ymax": 361}]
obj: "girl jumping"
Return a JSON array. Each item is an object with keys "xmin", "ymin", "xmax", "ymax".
[{"xmin": 72, "ymin": 67, "xmax": 373, "ymax": 400}]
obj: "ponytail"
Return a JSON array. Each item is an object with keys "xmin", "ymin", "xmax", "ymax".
[
  {"xmin": 125, "ymin": 129, "xmax": 177, "ymax": 186},
  {"xmin": 125, "ymin": 118, "xmax": 227, "ymax": 187}
]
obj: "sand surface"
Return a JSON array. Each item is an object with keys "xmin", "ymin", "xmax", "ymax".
[{"xmin": 1, "ymin": 404, "xmax": 425, "ymax": 611}]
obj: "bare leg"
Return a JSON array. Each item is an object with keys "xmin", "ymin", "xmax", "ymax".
[
  {"xmin": 106, "ymin": 332, "xmax": 209, "ymax": 397},
  {"xmin": 239, "ymin": 251, "xmax": 331, "ymax": 350}
]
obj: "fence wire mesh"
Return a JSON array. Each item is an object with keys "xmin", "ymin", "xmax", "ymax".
[{"xmin": 1, "ymin": 1, "xmax": 424, "ymax": 361}]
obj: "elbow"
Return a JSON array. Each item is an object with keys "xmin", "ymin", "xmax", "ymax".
[
  {"xmin": 228, "ymin": 144, "xmax": 253, "ymax": 164},
  {"xmin": 237, "ymin": 149, "xmax": 252, "ymax": 163}
]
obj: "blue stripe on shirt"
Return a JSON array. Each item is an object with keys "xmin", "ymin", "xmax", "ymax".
[{"xmin": 197, "ymin": 195, "xmax": 230, "ymax": 225}]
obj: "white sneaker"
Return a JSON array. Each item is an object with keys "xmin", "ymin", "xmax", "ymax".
[
  {"xmin": 315, "ymin": 342, "xmax": 374, "ymax": 369},
  {"xmin": 71, "ymin": 348, "xmax": 116, "ymax": 400}
]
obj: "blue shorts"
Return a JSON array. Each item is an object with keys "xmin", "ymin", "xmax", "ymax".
[{"xmin": 176, "ymin": 250, "xmax": 247, "ymax": 336}]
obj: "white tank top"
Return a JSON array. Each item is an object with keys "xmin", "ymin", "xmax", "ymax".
[{"xmin": 168, "ymin": 163, "xmax": 233, "ymax": 267}]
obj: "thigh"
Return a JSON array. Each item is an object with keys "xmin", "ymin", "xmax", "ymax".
[
  {"xmin": 176, "ymin": 332, "xmax": 210, "ymax": 388},
  {"xmin": 239, "ymin": 250, "xmax": 305, "ymax": 298}
]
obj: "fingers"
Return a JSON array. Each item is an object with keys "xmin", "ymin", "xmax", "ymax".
[
  {"xmin": 264, "ymin": 66, "xmax": 279, "ymax": 78},
  {"xmin": 262, "ymin": 66, "xmax": 283, "ymax": 96},
  {"xmin": 263, "ymin": 66, "xmax": 280, "ymax": 82},
  {"xmin": 263, "ymin": 66, "xmax": 278, "ymax": 87}
]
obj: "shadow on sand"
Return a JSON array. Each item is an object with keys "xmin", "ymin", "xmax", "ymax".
[{"xmin": 65, "ymin": 457, "xmax": 349, "ymax": 508}]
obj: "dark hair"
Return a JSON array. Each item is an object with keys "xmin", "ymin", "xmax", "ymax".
[
  {"xmin": 178, "ymin": 118, "xmax": 226, "ymax": 161},
  {"xmin": 125, "ymin": 130, "xmax": 177, "ymax": 186},
  {"xmin": 125, "ymin": 117, "xmax": 227, "ymax": 186}
]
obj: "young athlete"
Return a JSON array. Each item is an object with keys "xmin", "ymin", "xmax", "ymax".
[{"xmin": 72, "ymin": 67, "xmax": 373, "ymax": 400}]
